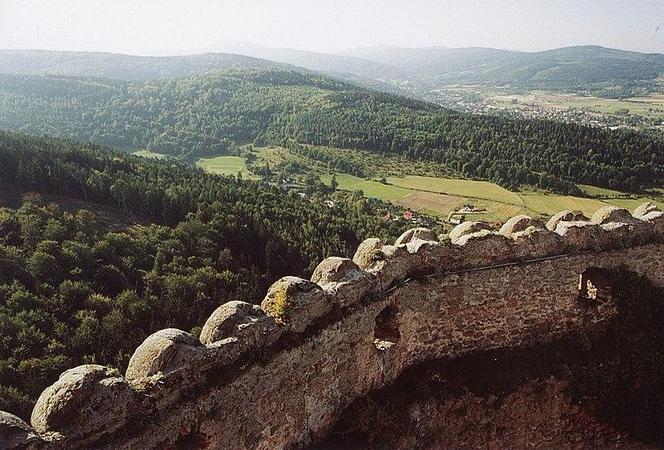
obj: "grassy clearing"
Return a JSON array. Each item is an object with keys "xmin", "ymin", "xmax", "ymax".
[
  {"xmin": 195, "ymin": 145, "xmax": 663, "ymax": 223},
  {"xmin": 387, "ymin": 176, "xmax": 523, "ymax": 205},
  {"xmin": 196, "ymin": 155, "xmax": 258, "ymax": 179},
  {"xmin": 133, "ymin": 150, "xmax": 168, "ymax": 159},
  {"xmin": 323, "ymin": 172, "xmax": 663, "ymax": 222},
  {"xmin": 320, "ymin": 174, "xmax": 412, "ymax": 201}
]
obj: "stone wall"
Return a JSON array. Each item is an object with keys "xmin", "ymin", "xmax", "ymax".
[{"xmin": 2, "ymin": 204, "xmax": 664, "ymax": 449}]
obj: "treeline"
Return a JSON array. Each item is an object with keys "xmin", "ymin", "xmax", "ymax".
[
  {"xmin": 0, "ymin": 71, "xmax": 662, "ymax": 192},
  {"xmin": 0, "ymin": 131, "xmax": 403, "ymax": 419}
]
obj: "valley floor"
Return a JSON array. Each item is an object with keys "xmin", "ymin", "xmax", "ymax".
[{"xmin": 187, "ymin": 147, "xmax": 664, "ymax": 224}]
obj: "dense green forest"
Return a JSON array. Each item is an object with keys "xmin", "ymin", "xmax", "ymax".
[
  {"xmin": 0, "ymin": 71, "xmax": 662, "ymax": 194},
  {"xmin": 0, "ymin": 131, "xmax": 404, "ymax": 419}
]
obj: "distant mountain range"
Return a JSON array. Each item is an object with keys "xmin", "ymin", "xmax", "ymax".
[
  {"xmin": 0, "ymin": 49, "xmax": 293, "ymax": 80},
  {"xmin": 340, "ymin": 45, "xmax": 664, "ymax": 90},
  {"xmin": 1, "ymin": 45, "xmax": 663, "ymax": 94}
]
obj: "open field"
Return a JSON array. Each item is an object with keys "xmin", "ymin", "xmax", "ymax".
[
  {"xmin": 321, "ymin": 173, "xmax": 664, "ymax": 222},
  {"xmin": 133, "ymin": 150, "xmax": 168, "ymax": 159},
  {"xmin": 387, "ymin": 176, "xmax": 524, "ymax": 205},
  {"xmin": 192, "ymin": 145, "xmax": 663, "ymax": 223},
  {"xmin": 320, "ymin": 173, "xmax": 412, "ymax": 201},
  {"xmin": 196, "ymin": 155, "xmax": 258, "ymax": 179}
]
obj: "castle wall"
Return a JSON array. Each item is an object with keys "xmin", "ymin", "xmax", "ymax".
[{"xmin": 2, "ymin": 205, "xmax": 664, "ymax": 449}]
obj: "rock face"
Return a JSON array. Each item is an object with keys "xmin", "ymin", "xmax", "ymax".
[{"xmin": 2, "ymin": 203, "xmax": 663, "ymax": 450}]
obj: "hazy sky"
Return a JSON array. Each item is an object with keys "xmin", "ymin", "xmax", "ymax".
[{"xmin": 1, "ymin": 0, "xmax": 662, "ymax": 55}]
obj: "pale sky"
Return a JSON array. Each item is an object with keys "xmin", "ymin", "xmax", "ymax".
[{"xmin": 0, "ymin": 0, "xmax": 662, "ymax": 55}]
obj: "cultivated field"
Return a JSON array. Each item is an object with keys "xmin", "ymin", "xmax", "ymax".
[
  {"xmin": 190, "ymin": 146, "xmax": 663, "ymax": 223},
  {"xmin": 322, "ymin": 173, "xmax": 663, "ymax": 222}
]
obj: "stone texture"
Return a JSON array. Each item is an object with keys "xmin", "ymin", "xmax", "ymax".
[
  {"xmin": 546, "ymin": 210, "xmax": 588, "ymax": 231},
  {"xmin": 499, "ymin": 215, "xmax": 544, "ymax": 236},
  {"xmin": 394, "ymin": 228, "xmax": 437, "ymax": 246},
  {"xmin": 125, "ymin": 329, "xmax": 203, "ymax": 380},
  {"xmin": 200, "ymin": 301, "xmax": 281, "ymax": 348},
  {"xmin": 0, "ymin": 411, "xmax": 41, "ymax": 449},
  {"xmin": 30, "ymin": 365, "xmax": 135, "ymax": 439},
  {"xmin": 449, "ymin": 222, "xmax": 492, "ymax": 243},
  {"xmin": 260, "ymin": 276, "xmax": 331, "ymax": 333},
  {"xmin": 352, "ymin": 238, "xmax": 384, "ymax": 269}
]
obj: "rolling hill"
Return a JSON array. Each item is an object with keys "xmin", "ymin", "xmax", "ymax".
[
  {"xmin": 0, "ymin": 49, "xmax": 295, "ymax": 80},
  {"xmin": 340, "ymin": 45, "xmax": 664, "ymax": 91},
  {"xmin": 3, "ymin": 45, "xmax": 662, "ymax": 93},
  {"xmin": 0, "ymin": 70, "xmax": 661, "ymax": 193}
]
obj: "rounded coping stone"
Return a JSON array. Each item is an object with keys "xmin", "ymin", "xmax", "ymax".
[
  {"xmin": 641, "ymin": 210, "xmax": 664, "ymax": 222},
  {"xmin": 260, "ymin": 276, "xmax": 331, "ymax": 333},
  {"xmin": 125, "ymin": 328, "xmax": 203, "ymax": 380},
  {"xmin": 31, "ymin": 365, "xmax": 132, "ymax": 436},
  {"xmin": 200, "ymin": 301, "xmax": 279, "ymax": 346},
  {"xmin": 449, "ymin": 222, "xmax": 492, "ymax": 243},
  {"xmin": 633, "ymin": 201, "xmax": 660, "ymax": 218},
  {"xmin": 499, "ymin": 215, "xmax": 544, "ymax": 236},
  {"xmin": 394, "ymin": 227, "xmax": 437, "ymax": 246},
  {"xmin": 353, "ymin": 238, "xmax": 385, "ymax": 269},
  {"xmin": 546, "ymin": 210, "xmax": 588, "ymax": 231},
  {"xmin": 455, "ymin": 230, "xmax": 512, "ymax": 247},
  {"xmin": 311, "ymin": 257, "xmax": 366, "ymax": 285},
  {"xmin": 591, "ymin": 206, "xmax": 636, "ymax": 225},
  {"xmin": 0, "ymin": 411, "xmax": 40, "ymax": 448}
]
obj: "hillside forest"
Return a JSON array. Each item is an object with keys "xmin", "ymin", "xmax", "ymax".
[{"xmin": 0, "ymin": 71, "xmax": 662, "ymax": 195}]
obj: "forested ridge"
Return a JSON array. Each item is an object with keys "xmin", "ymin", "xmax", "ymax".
[
  {"xmin": 0, "ymin": 70, "xmax": 662, "ymax": 193},
  {"xmin": 0, "ymin": 130, "xmax": 403, "ymax": 419}
]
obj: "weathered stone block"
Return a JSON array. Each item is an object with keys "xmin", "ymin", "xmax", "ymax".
[
  {"xmin": 394, "ymin": 227, "xmax": 437, "ymax": 246},
  {"xmin": 454, "ymin": 231, "xmax": 514, "ymax": 267},
  {"xmin": 499, "ymin": 215, "xmax": 544, "ymax": 236},
  {"xmin": 546, "ymin": 210, "xmax": 588, "ymax": 231},
  {"xmin": 200, "ymin": 301, "xmax": 281, "ymax": 348},
  {"xmin": 31, "ymin": 365, "xmax": 136, "ymax": 438},
  {"xmin": 554, "ymin": 221, "xmax": 603, "ymax": 251},
  {"xmin": 633, "ymin": 201, "xmax": 659, "ymax": 218},
  {"xmin": 352, "ymin": 238, "xmax": 384, "ymax": 269},
  {"xmin": 511, "ymin": 227, "xmax": 564, "ymax": 259},
  {"xmin": 449, "ymin": 221, "xmax": 493, "ymax": 243},
  {"xmin": 125, "ymin": 329, "xmax": 204, "ymax": 380},
  {"xmin": 261, "ymin": 277, "xmax": 331, "ymax": 333},
  {"xmin": 311, "ymin": 257, "xmax": 374, "ymax": 308},
  {"xmin": 591, "ymin": 206, "xmax": 637, "ymax": 225}
]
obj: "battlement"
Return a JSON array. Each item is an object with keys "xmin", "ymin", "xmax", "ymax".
[{"xmin": 3, "ymin": 204, "xmax": 664, "ymax": 449}]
